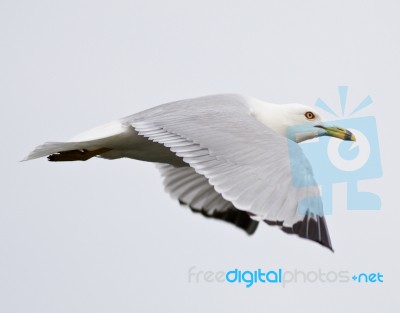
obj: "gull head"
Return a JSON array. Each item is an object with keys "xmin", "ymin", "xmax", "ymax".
[
  {"xmin": 250, "ymin": 101, "xmax": 356, "ymax": 143},
  {"xmin": 280, "ymin": 103, "xmax": 356, "ymax": 143}
]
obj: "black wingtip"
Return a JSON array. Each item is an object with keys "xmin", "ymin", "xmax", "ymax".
[
  {"xmin": 198, "ymin": 208, "xmax": 259, "ymax": 235},
  {"xmin": 265, "ymin": 214, "xmax": 334, "ymax": 252},
  {"xmin": 178, "ymin": 200, "xmax": 259, "ymax": 235}
]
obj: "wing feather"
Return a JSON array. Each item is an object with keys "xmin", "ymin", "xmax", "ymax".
[
  {"xmin": 157, "ymin": 164, "xmax": 259, "ymax": 234},
  {"xmin": 124, "ymin": 94, "xmax": 332, "ymax": 250}
]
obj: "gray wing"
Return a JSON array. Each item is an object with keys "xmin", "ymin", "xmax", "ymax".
[
  {"xmin": 123, "ymin": 94, "xmax": 332, "ymax": 250},
  {"xmin": 157, "ymin": 164, "xmax": 259, "ymax": 234}
]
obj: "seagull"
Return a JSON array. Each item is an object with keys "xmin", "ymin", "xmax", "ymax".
[{"xmin": 23, "ymin": 94, "xmax": 355, "ymax": 251}]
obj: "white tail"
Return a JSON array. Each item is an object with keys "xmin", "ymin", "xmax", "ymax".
[
  {"xmin": 21, "ymin": 141, "xmax": 92, "ymax": 161},
  {"xmin": 22, "ymin": 121, "xmax": 131, "ymax": 161}
]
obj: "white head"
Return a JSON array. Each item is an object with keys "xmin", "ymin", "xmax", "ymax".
[{"xmin": 249, "ymin": 101, "xmax": 355, "ymax": 143}]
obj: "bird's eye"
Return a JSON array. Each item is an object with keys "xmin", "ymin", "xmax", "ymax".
[{"xmin": 305, "ymin": 111, "xmax": 315, "ymax": 119}]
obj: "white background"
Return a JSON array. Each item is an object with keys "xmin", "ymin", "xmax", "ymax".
[{"xmin": 1, "ymin": 0, "xmax": 398, "ymax": 312}]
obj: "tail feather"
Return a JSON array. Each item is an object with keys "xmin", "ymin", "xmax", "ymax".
[{"xmin": 21, "ymin": 141, "xmax": 95, "ymax": 161}]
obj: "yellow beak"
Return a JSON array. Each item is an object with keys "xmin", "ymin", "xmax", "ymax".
[{"xmin": 322, "ymin": 126, "xmax": 356, "ymax": 141}]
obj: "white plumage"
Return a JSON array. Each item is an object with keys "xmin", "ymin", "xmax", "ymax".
[{"xmin": 24, "ymin": 94, "xmax": 357, "ymax": 251}]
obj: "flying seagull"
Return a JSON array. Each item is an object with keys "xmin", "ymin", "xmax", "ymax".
[{"xmin": 23, "ymin": 94, "xmax": 355, "ymax": 251}]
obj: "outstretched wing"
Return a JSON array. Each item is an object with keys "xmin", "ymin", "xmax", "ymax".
[
  {"xmin": 157, "ymin": 164, "xmax": 259, "ymax": 235},
  {"xmin": 123, "ymin": 94, "xmax": 333, "ymax": 250}
]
